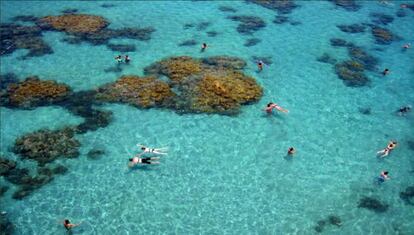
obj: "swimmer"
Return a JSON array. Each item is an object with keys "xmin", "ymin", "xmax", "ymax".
[
  {"xmin": 125, "ymin": 55, "xmax": 131, "ymax": 63},
  {"xmin": 382, "ymin": 68, "xmax": 389, "ymax": 76},
  {"xmin": 397, "ymin": 105, "xmax": 412, "ymax": 116},
  {"xmin": 63, "ymin": 219, "xmax": 81, "ymax": 231},
  {"xmin": 264, "ymin": 102, "xmax": 289, "ymax": 114},
  {"xmin": 137, "ymin": 144, "xmax": 168, "ymax": 155},
  {"xmin": 128, "ymin": 156, "xmax": 160, "ymax": 167},
  {"xmin": 115, "ymin": 55, "xmax": 122, "ymax": 63},
  {"xmin": 201, "ymin": 43, "xmax": 207, "ymax": 52},
  {"xmin": 378, "ymin": 171, "xmax": 390, "ymax": 183},
  {"xmin": 402, "ymin": 43, "xmax": 411, "ymax": 49},
  {"xmin": 257, "ymin": 60, "xmax": 263, "ymax": 72},
  {"xmin": 377, "ymin": 141, "xmax": 397, "ymax": 158},
  {"xmin": 287, "ymin": 147, "xmax": 296, "ymax": 156}
]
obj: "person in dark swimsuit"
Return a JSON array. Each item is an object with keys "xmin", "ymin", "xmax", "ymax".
[
  {"xmin": 128, "ymin": 156, "xmax": 160, "ymax": 167},
  {"xmin": 201, "ymin": 43, "xmax": 207, "ymax": 52},
  {"xmin": 124, "ymin": 55, "xmax": 131, "ymax": 64}
]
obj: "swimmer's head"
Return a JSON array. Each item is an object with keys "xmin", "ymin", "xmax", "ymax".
[
  {"xmin": 141, "ymin": 147, "xmax": 145, "ymax": 150},
  {"xmin": 267, "ymin": 102, "xmax": 274, "ymax": 107},
  {"xmin": 384, "ymin": 171, "xmax": 389, "ymax": 175},
  {"xmin": 64, "ymin": 219, "xmax": 70, "ymax": 224},
  {"xmin": 129, "ymin": 158, "xmax": 133, "ymax": 162}
]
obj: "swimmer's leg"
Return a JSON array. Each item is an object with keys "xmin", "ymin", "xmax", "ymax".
[
  {"xmin": 150, "ymin": 157, "xmax": 160, "ymax": 161},
  {"xmin": 153, "ymin": 151, "xmax": 167, "ymax": 155},
  {"xmin": 149, "ymin": 162, "xmax": 160, "ymax": 164}
]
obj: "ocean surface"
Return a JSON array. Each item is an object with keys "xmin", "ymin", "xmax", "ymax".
[{"xmin": 1, "ymin": 1, "xmax": 414, "ymax": 234}]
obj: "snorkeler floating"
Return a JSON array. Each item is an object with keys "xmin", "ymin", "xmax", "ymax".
[
  {"xmin": 377, "ymin": 171, "xmax": 390, "ymax": 184},
  {"xmin": 114, "ymin": 55, "xmax": 131, "ymax": 63},
  {"xmin": 137, "ymin": 144, "xmax": 168, "ymax": 155},
  {"xmin": 257, "ymin": 60, "xmax": 264, "ymax": 72},
  {"xmin": 287, "ymin": 147, "xmax": 296, "ymax": 156},
  {"xmin": 265, "ymin": 102, "xmax": 289, "ymax": 114},
  {"xmin": 128, "ymin": 156, "xmax": 160, "ymax": 167},
  {"xmin": 201, "ymin": 43, "xmax": 207, "ymax": 52},
  {"xmin": 397, "ymin": 105, "xmax": 411, "ymax": 116},
  {"xmin": 377, "ymin": 141, "xmax": 397, "ymax": 158}
]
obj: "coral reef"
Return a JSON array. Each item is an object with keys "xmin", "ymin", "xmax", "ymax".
[
  {"xmin": 314, "ymin": 215, "xmax": 342, "ymax": 233},
  {"xmin": 400, "ymin": 186, "xmax": 414, "ymax": 205},
  {"xmin": 11, "ymin": 15, "xmax": 38, "ymax": 22},
  {"xmin": 0, "ymin": 157, "xmax": 17, "ymax": 176},
  {"xmin": 202, "ymin": 56, "xmax": 247, "ymax": 70},
  {"xmin": 61, "ymin": 8, "xmax": 78, "ymax": 14},
  {"xmin": 144, "ymin": 56, "xmax": 203, "ymax": 83},
  {"xmin": 87, "ymin": 148, "xmax": 105, "ymax": 160},
  {"xmin": 178, "ymin": 39, "xmax": 198, "ymax": 47},
  {"xmin": 248, "ymin": 0, "xmax": 298, "ymax": 14},
  {"xmin": 107, "ymin": 43, "xmax": 136, "ymax": 52},
  {"xmin": 1, "ymin": 76, "xmax": 71, "ymax": 108},
  {"xmin": 0, "ymin": 73, "xmax": 19, "ymax": 90},
  {"xmin": 329, "ymin": 0, "xmax": 361, "ymax": 11},
  {"xmin": 96, "ymin": 75, "xmax": 175, "ymax": 108},
  {"xmin": 330, "ymin": 38, "xmax": 350, "ymax": 47},
  {"xmin": 183, "ymin": 23, "xmax": 194, "ymax": 30},
  {"xmin": 218, "ymin": 6, "xmax": 237, "ymax": 13},
  {"xmin": 227, "ymin": 15, "xmax": 266, "ymax": 35},
  {"xmin": 334, "ymin": 60, "xmax": 369, "ymax": 87},
  {"xmin": 0, "ymin": 185, "xmax": 8, "ymax": 197},
  {"xmin": 13, "ymin": 127, "xmax": 80, "ymax": 166},
  {"xmin": 358, "ymin": 196, "xmax": 389, "ymax": 213},
  {"xmin": 0, "ymin": 213, "xmax": 13, "ymax": 235},
  {"xmin": 370, "ymin": 13, "xmax": 394, "ymax": 25},
  {"xmin": 348, "ymin": 46, "xmax": 378, "ymax": 71},
  {"xmin": 371, "ymin": 26, "xmax": 398, "ymax": 45},
  {"xmin": 244, "ymin": 38, "xmax": 261, "ymax": 47},
  {"xmin": 337, "ymin": 24, "xmax": 365, "ymax": 33},
  {"xmin": 37, "ymin": 14, "xmax": 109, "ymax": 33},
  {"xmin": 0, "ymin": 23, "xmax": 53, "ymax": 58}
]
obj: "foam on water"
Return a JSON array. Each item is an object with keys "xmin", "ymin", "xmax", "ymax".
[{"xmin": 1, "ymin": 1, "xmax": 414, "ymax": 234}]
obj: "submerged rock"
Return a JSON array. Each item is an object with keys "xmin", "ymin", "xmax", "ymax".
[
  {"xmin": 247, "ymin": 0, "xmax": 298, "ymax": 14},
  {"xmin": 358, "ymin": 196, "xmax": 389, "ymax": 213},
  {"xmin": 328, "ymin": 215, "xmax": 342, "ymax": 227},
  {"xmin": 358, "ymin": 107, "xmax": 371, "ymax": 115},
  {"xmin": 0, "ymin": 157, "xmax": 17, "ymax": 176},
  {"xmin": 13, "ymin": 127, "xmax": 80, "ymax": 166},
  {"xmin": 337, "ymin": 24, "xmax": 365, "ymax": 33},
  {"xmin": 348, "ymin": 46, "xmax": 378, "ymax": 71},
  {"xmin": 61, "ymin": 8, "xmax": 78, "ymax": 14},
  {"xmin": 0, "ymin": 185, "xmax": 8, "ymax": 197},
  {"xmin": 202, "ymin": 56, "xmax": 247, "ymax": 70},
  {"xmin": 4, "ymin": 168, "xmax": 30, "ymax": 185},
  {"xmin": 227, "ymin": 15, "xmax": 266, "ymax": 35},
  {"xmin": 330, "ymin": 38, "xmax": 350, "ymax": 47},
  {"xmin": 87, "ymin": 148, "xmax": 105, "ymax": 160},
  {"xmin": 273, "ymin": 15, "xmax": 289, "ymax": 24},
  {"xmin": 0, "ymin": 213, "xmax": 14, "ymax": 235},
  {"xmin": 12, "ymin": 15, "xmax": 39, "ymax": 22},
  {"xmin": 399, "ymin": 186, "xmax": 414, "ymax": 205},
  {"xmin": 1, "ymin": 76, "xmax": 71, "ymax": 109},
  {"xmin": 244, "ymin": 38, "xmax": 261, "ymax": 47},
  {"xmin": 330, "ymin": 0, "xmax": 361, "ymax": 11}
]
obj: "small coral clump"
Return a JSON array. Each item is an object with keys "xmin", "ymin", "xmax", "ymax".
[
  {"xmin": 97, "ymin": 75, "xmax": 175, "ymax": 108},
  {"xmin": 335, "ymin": 60, "xmax": 369, "ymax": 87},
  {"xmin": 5, "ymin": 76, "xmax": 70, "ymax": 108}
]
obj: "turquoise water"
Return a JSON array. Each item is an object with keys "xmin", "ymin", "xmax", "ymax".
[{"xmin": 1, "ymin": 1, "xmax": 414, "ymax": 234}]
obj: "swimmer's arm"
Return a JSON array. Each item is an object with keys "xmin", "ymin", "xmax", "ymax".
[{"xmin": 275, "ymin": 106, "xmax": 289, "ymax": 113}]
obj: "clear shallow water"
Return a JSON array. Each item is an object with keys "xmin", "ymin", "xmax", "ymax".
[{"xmin": 1, "ymin": 1, "xmax": 414, "ymax": 234}]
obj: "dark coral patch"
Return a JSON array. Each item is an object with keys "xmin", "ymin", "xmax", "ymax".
[
  {"xmin": 247, "ymin": 0, "xmax": 298, "ymax": 14},
  {"xmin": 202, "ymin": 56, "xmax": 247, "ymax": 70},
  {"xmin": 107, "ymin": 43, "xmax": 136, "ymax": 52},
  {"xmin": 244, "ymin": 38, "xmax": 261, "ymax": 47},
  {"xmin": 61, "ymin": 8, "xmax": 79, "ymax": 14},
  {"xmin": 371, "ymin": 26, "xmax": 399, "ymax": 45},
  {"xmin": 0, "ymin": 157, "xmax": 17, "ymax": 176},
  {"xmin": 1, "ymin": 76, "xmax": 71, "ymax": 109},
  {"xmin": 218, "ymin": 6, "xmax": 237, "ymax": 13},
  {"xmin": 329, "ymin": 0, "xmax": 361, "ymax": 11},
  {"xmin": 400, "ymin": 186, "xmax": 414, "ymax": 205},
  {"xmin": 197, "ymin": 22, "xmax": 211, "ymax": 31},
  {"xmin": 273, "ymin": 15, "xmax": 289, "ymax": 24},
  {"xmin": 348, "ymin": 46, "xmax": 378, "ymax": 71},
  {"xmin": 358, "ymin": 196, "xmax": 389, "ymax": 213},
  {"xmin": 330, "ymin": 38, "xmax": 350, "ymax": 47},
  {"xmin": 11, "ymin": 15, "xmax": 38, "ymax": 22},
  {"xmin": 370, "ymin": 12, "xmax": 394, "ymax": 25},
  {"xmin": 396, "ymin": 9, "xmax": 407, "ymax": 17},
  {"xmin": 0, "ymin": 213, "xmax": 14, "ymax": 234},
  {"xmin": 178, "ymin": 39, "xmax": 198, "ymax": 47},
  {"xmin": 206, "ymin": 31, "xmax": 218, "ymax": 37},
  {"xmin": 101, "ymin": 3, "xmax": 116, "ymax": 8},
  {"xmin": 227, "ymin": 15, "xmax": 266, "ymax": 35},
  {"xmin": 337, "ymin": 24, "xmax": 365, "ymax": 33},
  {"xmin": 317, "ymin": 53, "xmax": 337, "ymax": 64},
  {"xmin": 0, "ymin": 23, "xmax": 53, "ymax": 58}
]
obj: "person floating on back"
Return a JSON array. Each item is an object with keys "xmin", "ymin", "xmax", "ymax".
[
  {"xmin": 382, "ymin": 68, "xmax": 389, "ymax": 76},
  {"xmin": 397, "ymin": 105, "xmax": 411, "ymax": 116},
  {"xmin": 63, "ymin": 219, "xmax": 81, "ymax": 231},
  {"xmin": 137, "ymin": 144, "xmax": 168, "ymax": 155},
  {"xmin": 265, "ymin": 102, "xmax": 289, "ymax": 114},
  {"xmin": 402, "ymin": 43, "xmax": 411, "ymax": 50},
  {"xmin": 377, "ymin": 141, "xmax": 397, "ymax": 158},
  {"xmin": 201, "ymin": 43, "xmax": 207, "ymax": 52},
  {"xmin": 128, "ymin": 156, "xmax": 160, "ymax": 168}
]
